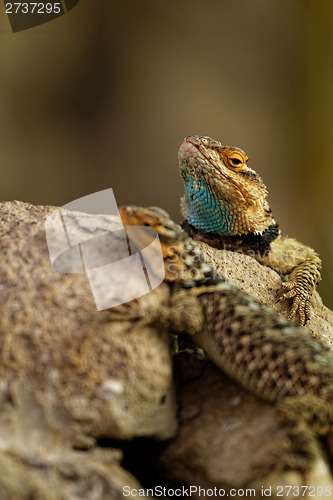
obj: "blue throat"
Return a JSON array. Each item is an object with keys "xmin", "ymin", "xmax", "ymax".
[{"xmin": 183, "ymin": 173, "xmax": 235, "ymax": 236}]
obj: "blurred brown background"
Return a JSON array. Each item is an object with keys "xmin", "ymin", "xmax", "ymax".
[{"xmin": 0, "ymin": 0, "xmax": 332, "ymax": 307}]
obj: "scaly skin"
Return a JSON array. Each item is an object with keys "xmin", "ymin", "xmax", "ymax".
[
  {"xmin": 178, "ymin": 135, "xmax": 322, "ymax": 326},
  {"xmin": 119, "ymin": 205, "xmax": 333, "ymax": 472}
]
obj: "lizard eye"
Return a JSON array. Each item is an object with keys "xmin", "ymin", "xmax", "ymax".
[
  {"xmin": 230, "ymin": 157, "xmax": 242, "ymax": 166},
  {"xmin": 225, "ymin": 150, "xmax": 247, "ymax": 169}
]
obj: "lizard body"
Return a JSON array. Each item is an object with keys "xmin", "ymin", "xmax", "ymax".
[
  {"xmin": 179, "ymin": 135, "xmax": 322, "ymax": 326},
  {"xmin": 119, "ymin": 205, "xmax": 333, "ymax": 472}
]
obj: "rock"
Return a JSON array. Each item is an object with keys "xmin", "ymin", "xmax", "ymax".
[
  {"xmin": 0, "ymin": 444, "xmax": 147, "ymax": 500},
  {"xmin": 0, "ymin": 200, "xmax": 177, "ymax": 496},
  {"xmin": 194, "ymin": 241, "xmax": 333, "ymax": 348},
  {"xmin": 0, "ymin": 200, "xmax": 177, "ymax": 443}
]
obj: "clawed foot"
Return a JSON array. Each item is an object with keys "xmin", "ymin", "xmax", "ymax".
[{"xmin": 276, "ymin": 280, "xmax": 311, "ymax": 326}]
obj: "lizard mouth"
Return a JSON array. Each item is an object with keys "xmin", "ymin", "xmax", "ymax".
[
  {"xmin": 179, "ymin": 137, "xmax": 207, "ymax": 159},
  {"xmin": 178, "ymin": 137, "xmax": 230, "ymax": 181}
]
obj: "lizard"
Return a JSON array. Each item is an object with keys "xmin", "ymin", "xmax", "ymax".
[
  {"xmin": 178, "ymin": 135, "xmax": 322, "ymax": 326},
  {"xmin": 118, "ymin": 204, "xmax": 333, "ymax": 472}
]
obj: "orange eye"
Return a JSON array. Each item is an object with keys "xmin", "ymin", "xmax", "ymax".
[{"xmin": 226, "ymin": 150, "xmax": 247, "ymax": 169}]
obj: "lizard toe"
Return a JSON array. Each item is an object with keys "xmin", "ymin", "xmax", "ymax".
[
  {"xmin": 287, "ymin": 297, "xmax": 301, "ymax": 321},
  {"xmin": 276, "ymin": 288, "xmax": 297, "ymax": 302},
  {"xmin": 278, "ymin": 281, "xmax": 294, "ymax": 291},
  {"xmin": 287, "ymin": 295, "xmax": 310, "ymax": 326},
  {"xmin": 298, "ymin": 300, "xmax": 311, "ymax": 326}
]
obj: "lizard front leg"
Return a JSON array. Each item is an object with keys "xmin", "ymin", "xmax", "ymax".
[
  {"xmin": 259, "ymin": 236, "xmax": 322, "ymax": 326},
  {"xmin": 108, "ymin": 286, "xmax": 204, "ymax": 335},
  {"xmin": 157, "ymin": 287, "xmax": 205, "ymax": 335}
]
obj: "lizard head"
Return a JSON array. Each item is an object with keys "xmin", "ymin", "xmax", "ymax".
[
  {"xmin": 178, "ymin": 135, "xmax": 276, "ymax": 236},
  {"xmin": 119, "ymin": 205, "xmax": 214, "ymax": 284}
]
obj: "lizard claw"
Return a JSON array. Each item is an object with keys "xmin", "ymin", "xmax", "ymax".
[{"xmin": 276, "ymin": 281, "xmax": 310, "ymax": 326}]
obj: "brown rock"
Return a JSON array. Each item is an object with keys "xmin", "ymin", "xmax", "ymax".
[
  {"xmin": 0, "ymin": 200, "xmax": 177, "ymax": 444},
  {"xmin": 0, "ymin": 444, "xmax": 148, "ymax": 500}
]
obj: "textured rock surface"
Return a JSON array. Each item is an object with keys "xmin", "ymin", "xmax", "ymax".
[
  {"xmin": 0, "ymin": 201, "xmax": 177, "ymax": 444},
  {"xmin": 0, "ymin": 200, "xmax": 176, "ymax": 497},
  {"xmin": 0, "ymin": 444, "xmax": 145, "ymax": 500},
  {"xmin": 195, "ymin": 241, "xmax": 333, "ymax": 348}
]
